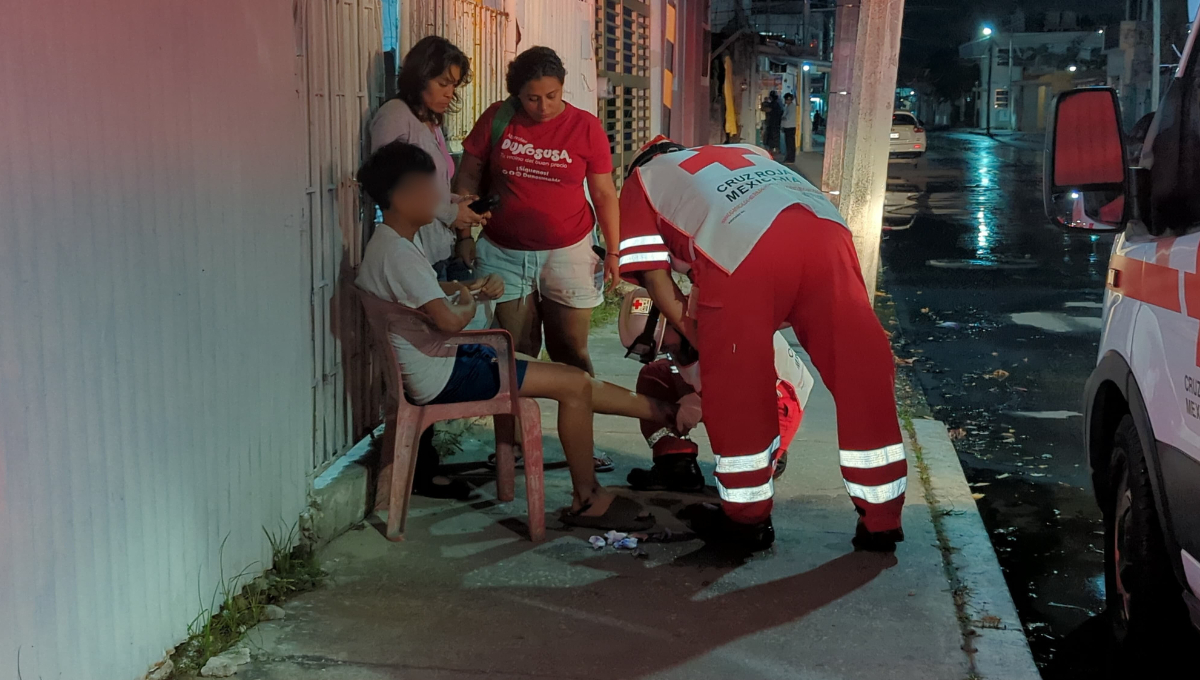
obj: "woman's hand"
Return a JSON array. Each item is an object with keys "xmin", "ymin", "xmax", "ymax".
[
  {"xmin": 452, "ymin": 195, "xmax": 489, "ymax": 232},
  {"xmin": 468, "ymin": 273, "xmax": 505, "ymax": 301},
  {"xmin": 603, "ymin": 252, "xmax": 621, "ymax": 292}
]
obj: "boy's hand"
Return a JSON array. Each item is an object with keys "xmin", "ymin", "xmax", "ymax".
[
  {"xmin": 469, "ymin": 274, "xmax": 505, "ymax": 300},
  {"xmin": 449, "ymin": 281, "xmax": 474, "ymax": 304}
]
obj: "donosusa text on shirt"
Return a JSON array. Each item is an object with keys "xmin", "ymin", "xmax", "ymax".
[{"xmin": 499, "ymin": 134, "xmax": 575, "ymax": 177}]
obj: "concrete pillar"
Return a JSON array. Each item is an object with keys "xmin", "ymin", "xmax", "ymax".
[
  {"xmin": 821, "ymin": 0, "xmax": 860, "ymax": 200},
  {"xmin": 821, "ymin": 0, "xmax": 906, "ymax": 297}
]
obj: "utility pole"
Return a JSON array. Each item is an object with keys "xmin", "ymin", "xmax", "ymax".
[
  {"xmin": 985, "ymin": 35, "xmax": 994, "ymax": 135},
  {"xmin": 821, "ymin": 0, "xmax": 860, "ymax": 201},
  {"xmin": 821, "ymin": 0, "xmax": 907, "ymax": 296},
  {"xmin": 1152, "ymin": 0, "xmax": 1162, "ymax": 108},
  {"xmin": 800, "ymin": 0, "xmax": 814, "ymax": 152}
]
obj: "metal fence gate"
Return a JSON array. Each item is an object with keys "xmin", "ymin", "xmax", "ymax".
[
  {"xmin": 407, "ymin": 0, "xmax": 509, "ymax": 150},
  {"xmin": 597, "ymin": 0, "xmax": 652, "ymax": 188},
  {"xmin": 296, "ymin": 0, "xmax": 388, "ymax": 470}
]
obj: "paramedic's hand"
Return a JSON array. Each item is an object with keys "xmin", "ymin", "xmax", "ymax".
[
  {"xmin": 469, "ymin": 274, "xmax": 505, "ymax": 301},
  {"xmin": 603, "ymin": 252, "xmax": 620, "ymax": 291},
  {"xmin": 453, "ymin": 195, "xmax": 488, "ymax": 232}
]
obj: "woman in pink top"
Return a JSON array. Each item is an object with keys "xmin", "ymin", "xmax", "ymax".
[{"xmin": 369, "ymin": 36, "xmax": 490, "ymax": 270}]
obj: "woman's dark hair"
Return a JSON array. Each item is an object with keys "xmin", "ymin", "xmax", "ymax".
[
  {"xmin": 357, "ymin": 141, "xmax": 436, "ymax": 210},
  {"xmin": 506, "ymin": 46, "xmax": 567, "ymax": 96},
  {"xmin": 397, "ymin": 36, "xmax": 472, "ymax": 125}
]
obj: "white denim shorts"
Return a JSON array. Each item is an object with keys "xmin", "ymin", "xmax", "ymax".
[{"xmin": 475, "ymin": 233, "xmax": 604, "ymax": 309}]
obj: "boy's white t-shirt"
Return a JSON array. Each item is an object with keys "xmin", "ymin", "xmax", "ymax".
[{"xmin": 356, "ymin": 226, "xmax": 457, "ymax": 405}]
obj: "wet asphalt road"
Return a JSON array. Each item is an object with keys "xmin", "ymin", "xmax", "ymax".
[{"xmin": 881, "ymin": 131, "xmax": 1132, "ymax": 677}]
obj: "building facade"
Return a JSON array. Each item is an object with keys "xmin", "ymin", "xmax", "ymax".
[{"xmin": 960, "ymin": 29, "xmax": 1105, "ymax": 132}]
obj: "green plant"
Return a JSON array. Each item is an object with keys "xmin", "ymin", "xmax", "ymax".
[
  {"xmin": 168, "ymin": 525, "xmax": 324, "ymax": 677},
  {"xmin": 432, "ymin": 419, "xmax": 481, "ymax": 458},
  {"xmin": 590, "ymin": 288, "xmax": 624, "ymax": 329}
]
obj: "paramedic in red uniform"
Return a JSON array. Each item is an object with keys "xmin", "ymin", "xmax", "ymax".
[{"xmin": 618, "ymin": 137, "xmax": 908, "ymax": 552}]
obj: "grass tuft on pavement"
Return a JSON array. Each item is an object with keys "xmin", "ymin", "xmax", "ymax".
[{"xmin": 167, "ymin": 525, "xmax": 323, "ymax": 677}]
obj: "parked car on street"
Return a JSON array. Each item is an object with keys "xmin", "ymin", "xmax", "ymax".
[
  {"xmin": 1043, "ymin": 9, "xmax": 1200, "ymax": 651},
  {"xmin": 889, "ymin": 111, "xmax": 926, "ymax": 158}
]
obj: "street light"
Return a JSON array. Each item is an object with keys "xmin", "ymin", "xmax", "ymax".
[
  {"xmin": 1068, "ymin": 65, "xmax": 1078, "ymax": 72},
  {"xmin": 982, "ymin": 26, "xmax": 994, "ymax": 36},
  {"xmin": 803, "ymin": 63, "xmax": 811, "ymax": 72}
]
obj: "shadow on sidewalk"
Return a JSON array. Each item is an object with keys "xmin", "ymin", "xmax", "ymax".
[{"xmin": 253, "ymin": 494, "xmax": 896, "ymax": 679}]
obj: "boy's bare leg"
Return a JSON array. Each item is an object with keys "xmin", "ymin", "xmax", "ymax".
[{"xmin": 590, "ymin": 379, "xmax": 677, "ymax": 425}]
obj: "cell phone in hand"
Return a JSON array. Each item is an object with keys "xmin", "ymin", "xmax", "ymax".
[{"xmin": 468, "ymin": 195, "xmax": 500, "ymax": 215}]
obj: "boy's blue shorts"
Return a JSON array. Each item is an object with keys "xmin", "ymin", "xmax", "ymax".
[{"xmin": 428, "ymin": 344, "xmax": 528, "ymax": 405}]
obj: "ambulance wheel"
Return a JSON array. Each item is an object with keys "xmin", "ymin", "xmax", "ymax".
[{"xmin": 1104, "ymin": 416, "xmax": 1187, "ymax": 650}]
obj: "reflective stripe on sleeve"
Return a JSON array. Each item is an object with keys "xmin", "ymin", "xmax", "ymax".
[
  {"xmin": 844, "ymin": 478, "xmax": 907, "ymax": 504},
  {"xmin": 619, "ymin": 235, "xmax": 665, "ymax": 250},
  {"xmin": 717, "ymin": 479, "xmax": 775, "ymax": 504},
  {"xmin": 714, "ymin": 436, "xmax": 780, "ymax": 474},
  {"xmin": 839, "ymin": 444, "xmax": 906, "ymax": 469},
  {"xmin": 619, "ymin": 252, "xmax": 671, "ymax": 267}
]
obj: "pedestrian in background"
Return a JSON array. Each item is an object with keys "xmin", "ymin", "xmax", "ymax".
[
  {"xmin": 762, "ymin": 90, "xmax": 783, "ymax": 154},
  {"xmin": 456, "ymin": 46, "xmax": 619, "ymax": 377},
  {"xmin": 366, "ymin": 35, "xmax": 489, "ymax": 501},
  {"xmin": 781, "ymin": 93, "xmax": 797, "ymax": 163}
]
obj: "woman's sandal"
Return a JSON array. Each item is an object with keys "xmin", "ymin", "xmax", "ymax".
[{"xmin": 561, "ymin": 495, "xmax": 656, "ymax": 532}]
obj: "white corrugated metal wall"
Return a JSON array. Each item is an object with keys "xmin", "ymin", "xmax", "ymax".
[
  {"xmin": 301, "ymin": 0, "xmax": 387, "ymax": 470},
  {"xmin": 511, "ymin": 0, "xmax": 601, "ymax": 116},
  {"xmin": 0, "ymin": 1, "xmax": 323, "ymax": 678},
  {"xmin": 405, "ymin": 0, "xmax": 510, "ymax": 150}
]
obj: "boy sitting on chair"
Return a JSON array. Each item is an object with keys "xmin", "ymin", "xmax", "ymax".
[{"xmin": 355, "ymin": 141, "xmax": 681, "ymax": 532}]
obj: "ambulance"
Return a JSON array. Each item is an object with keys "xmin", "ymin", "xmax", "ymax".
[{"xmin": 1043, "ymin": 7, "xmax": 1200, "ymax": 646}]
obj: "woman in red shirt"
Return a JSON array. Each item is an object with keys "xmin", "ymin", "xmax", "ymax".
[{"xmin": 457, "ymin": 47, "xmax": 620, "ymax": 377}]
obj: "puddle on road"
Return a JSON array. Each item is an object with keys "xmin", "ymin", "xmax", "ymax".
[
  {"xmin": 1010, "ymin": 312, "xmax": 1102, "ymax": 333},
  {"xmin": 927, "ymin": 257, "xmax": 1039, "ymax": 270}
]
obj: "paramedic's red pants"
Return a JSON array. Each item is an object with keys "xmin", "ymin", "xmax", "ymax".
[{"xmin": 691, "ymin": 208, "xmax": 906, "ymax": 531}]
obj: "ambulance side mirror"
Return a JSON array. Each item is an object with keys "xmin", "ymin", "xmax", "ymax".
[{"xmin": 1044, "ymin": 88, "xmax": 1128, "ymax": 233}]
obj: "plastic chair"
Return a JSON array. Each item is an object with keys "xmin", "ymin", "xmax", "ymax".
[{"xmin": 356, "ymin": 286, "xmax": 546, "ymax": 542}]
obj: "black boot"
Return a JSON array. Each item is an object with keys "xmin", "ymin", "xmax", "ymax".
[
  {"xmin": 678, "ymin": 503, "xmax": 775, "ymax": 551},
  {"xmin": 627, "ymin": 453, "xmax": 705, "ymax": 492},
  {"xmin": 852, "ymin": 521, "xmax": 905, "ymax": 553},
  {"xmin": 773, "ymin": 450, "xmax": 788, "ymax": 479}
]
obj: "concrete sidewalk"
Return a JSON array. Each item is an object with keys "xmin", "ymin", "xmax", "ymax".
[{"xmin": 240, "ymin": 327, "xmax": 1037, "ymax": 680}]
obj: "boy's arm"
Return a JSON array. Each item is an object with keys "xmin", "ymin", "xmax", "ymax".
[{"xmin": 421, "ymin": 282, "xmax": 477, "ymax": 333}]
